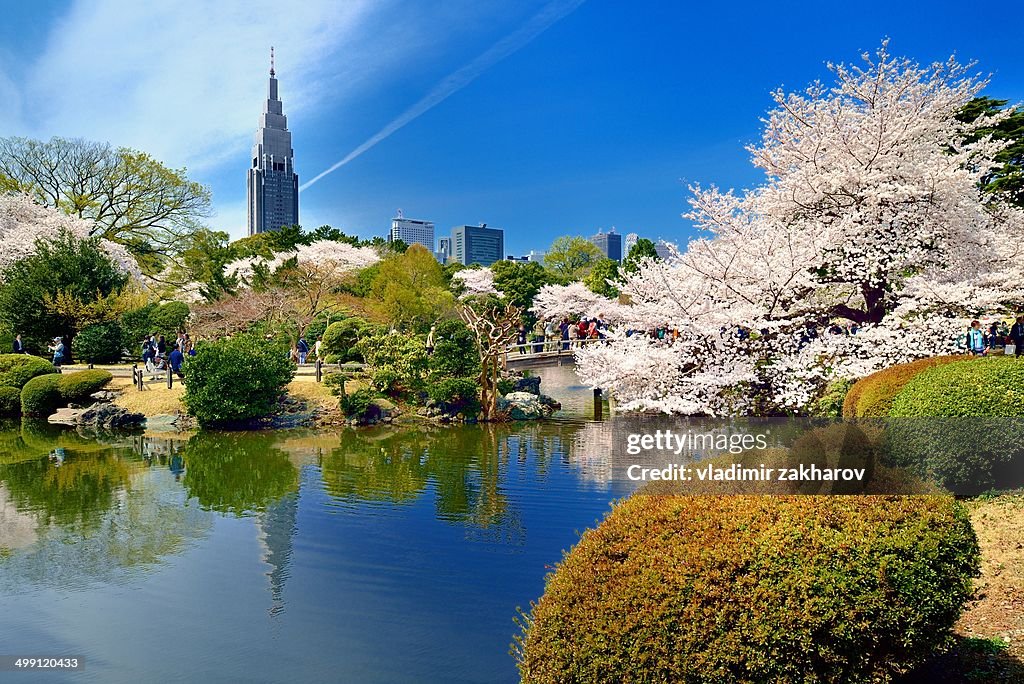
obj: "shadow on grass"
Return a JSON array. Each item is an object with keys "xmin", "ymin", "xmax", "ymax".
[{"xmin": 898, "ymin": 636, "xmax": 1024, "ymax": 683}]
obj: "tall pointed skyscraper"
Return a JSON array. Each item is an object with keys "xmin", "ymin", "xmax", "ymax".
[{"xmin": 247, "ymin": 47, "xmax": 299, "ymax": 235}]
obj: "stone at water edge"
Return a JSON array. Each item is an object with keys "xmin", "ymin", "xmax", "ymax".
[
  {"xmin": 503, "ymin": 391, "xmax": 543, "ymax": 420},
  {"xmin": 512, "ymin": 376, "xmax": 542, "ymax": 396},
  {"xmin": 77, "ymin": 402, "xmax": 146, "ymax": 430},
  {"xmin": 49, "ymin": 407, "xmax": 86, "ymax": 425}
]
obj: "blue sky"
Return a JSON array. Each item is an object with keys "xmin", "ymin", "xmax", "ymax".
[{"xmin": 1, "ymin": 1, "xmax": 1023, "ymax": 255}]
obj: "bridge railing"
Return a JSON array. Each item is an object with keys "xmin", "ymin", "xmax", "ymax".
[{"xmin": 504, "ymin": 336, "xmax": 606, "ymax": 362}]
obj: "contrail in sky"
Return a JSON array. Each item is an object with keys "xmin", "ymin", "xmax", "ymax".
[{"xmin": 300, "ymin": 0, "xmax": 586, "ymax": 191}]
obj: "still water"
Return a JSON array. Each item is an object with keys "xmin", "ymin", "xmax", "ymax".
[{"xmin": 0, "ymin": 370, "xmax": 621, "ymax": 683}]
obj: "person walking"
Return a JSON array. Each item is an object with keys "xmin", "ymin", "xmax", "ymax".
[
  {"xmin": 1010, "ymin": 315, "xmax": 1024, "ymax": 357},
  {"xmin": 426, "ymin": 326, "xmax": 436, "ymax": 356},
  {"xmin": 11, "ymin": 334, "xmax": 25, "ymax": 353},
  {"xmin": 967, "ymin": 320, "xmax": 987, "ymax": 356},
  {"xmin": 297, "ymin": 336, "xmax": 309, "ymax": 365}
]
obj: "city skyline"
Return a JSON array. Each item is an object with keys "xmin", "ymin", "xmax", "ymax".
[{"xmin": 0, "ymin": 2, "xmax": 1022, "ymax": 255}]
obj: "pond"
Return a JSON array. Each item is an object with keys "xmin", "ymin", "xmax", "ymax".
[{"xmin": 0, "ymin": 377, "xmax": 624, "ymax": 683}]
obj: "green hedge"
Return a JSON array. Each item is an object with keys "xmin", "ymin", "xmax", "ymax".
[
  {"xmin": 182, "ymin": 335, "xmax": 295, "ymax": 427},
  {"xmin": 0, "ymin": 354, "xmax": 58, "ymax": 389},
  {"xmin": 322, "ymin": 317, "xmax": 375, "ymax": 362},
  {"xmin": 426, "ymin": 377, "xmax": 481, "ymax": 416},
  {"xmin": 0, "ymin": 385, "xmax": 20, "ymax": 416},
  {"xmin": 516, "ymin": 495, "xmax": 979, "ymax": 683},
  {"xmin": 884, "ymin": 357, "xmax": 1024, "ymax": 492},
  {"xmin": 842, "ymin": 355, "xmax": 966, "ymax": 418},
  {"xmin": 58, "ymin": 370, "xmax": 113, "ymax": 403},
  {"xmin": 72, "ymin": 322, "xmax": 124, "ymax": 364},
  {"xmin": 20, "ymin": 374, "xmax": 63, "ymax": 416}
]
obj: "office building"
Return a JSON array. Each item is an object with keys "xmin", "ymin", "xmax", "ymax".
[
  {"xmin": 247, "ymin": 48, "xmax": 299, "ymax": 235},
  {"xmin": 451, "ymin": 224, "xmax": 504, "ymax": 266},
  {"xmin": 389, "ymin": 211, "xmax": 435, "ymax": 250},
  {"xmin": 624, "ymin": 232, "xmax": 639, "ymax": 256},
  {"xmin": 590, "ymin": 228, "xmax": 622, "ymax": 262},
  {"xmin": 436, "ymin": 237, "xmax": 452, "ymax": 263},
  {"xmin": 655, "ymin": 239, "xmax": 678, "ymax": 260}
]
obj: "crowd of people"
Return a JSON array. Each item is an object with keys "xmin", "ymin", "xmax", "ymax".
[
  {"xmin": 961, "ymin": 317, "xmax": 1024, "ymax": 356},
  {"xmin": 141, "ymin": 332, "xmax": 195, "ymax": 378},
  {"xmin": 515, "ymin": 317, "xmax": 609, "ymax": 354}
]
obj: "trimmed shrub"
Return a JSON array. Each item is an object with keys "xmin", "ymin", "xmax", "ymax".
[
  {"xmin": 842, "ymin": 355, "xmax": 966, "ymax": 418},
  {"xmin": 58, "ymin": 370, "xmax": 113, "ymax": 403},
  {"xmin": 20, "ymin": 374, "xmax": 62, "ymax": 416},
  {"xmin": 182, "ymin": 335, "xmax": 295, "ymax": 427},
  {"xmin": 148, "ymin": 301, "xmax": 190, "ymax": 338},
  {"xmin": 322, "ymin": 317, "xmax": 375, "ymax": 362},
  {"xmin": 355, "ymin": 332, "xmax": 428, "ymax": 397},
  {"xmin": 0, "ymin": 354, "xmax": 58, "ymax": 389},
  {"xmin": 72, "ymin": 322, "xmax": 124, "ymax": 364},
  {"xmin": 884, "ymin": 357, "xmax": 1024, "ymax": 492},
  {"xmin": 429, "ymin": 320, "xmax": 480, "ymax": 379},
  {"xmin": 427, "ymin": 377, "xmax": 481, "ymax": 416},
  {"xmin": 339, "ymin": 388, "xmax": 378, "ymax": 419},
  {"xmin": 0, "ymin": 385, "xmax": 20, "ymax": 416},
  {"xmin": 516, "ymin": 495, "xmax": 979, "ymax": 684}
]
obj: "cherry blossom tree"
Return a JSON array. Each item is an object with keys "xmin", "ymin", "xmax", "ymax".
[
  {"xmin": 536, "ymin": 43, "xmax": 1024, "ymax": 415},
  {"xmin": 451, "ymin": 267, "xmax": 497, "ymax": 297},
  {"xmin": 0, "ymin": 193, "xmax": 142, "ymax": 281}
]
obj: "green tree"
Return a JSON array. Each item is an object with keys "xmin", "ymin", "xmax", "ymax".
[
  {"xmin": 543, "ymin": 236, "xmax": 604, "ymax": 281},
  {"xmin": 0, "ymin": 136, "xmax": 211, "ymax": 269},
  {"xmin": 623, "ymin": 237, "xmax": 660, "ymax": 273},
  {"xmin": 0, "ymin": 231, "xmax": 128, "ymax": 355},
  {"xmin": 491, "ymin": 260, "xmax": 560, "ymax": 311},
  {"xmin": 368, "ymin": 244, "xmax": 455, "ymax": 330},
  {"xmin": 166, "ymin": 228, "xmax": 238, "ymax": 299},
  {"xmin": 584, "ymin": 258, "xmax": 621, "ymax": 298},
  {"xmin": 957, "ymin": 97, "xmax": 1024, "ymax": 207}
]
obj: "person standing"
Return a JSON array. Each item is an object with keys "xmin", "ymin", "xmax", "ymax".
[
  {"xmin": 48, "ymin": 336, "xmax": 66, "ymax": 368},
  {"xmin": 157, "ymin": 335, "xmax": 167, "ymax": 355},
  {"xmin": 314, "ymin": 336, "xmax": 323, "ymax": 361},
  {"xmin": 967, "ymin": 320, "xmax": 986, "ymax": 356},
  {"xmin": 169, "ymin": 344, "xmax": 185, "ymax": 379},
  {"xmin": 543, "ymin": 319, "xmax": 555, "ymax": 351},
  {"xmin": 516, "ymin": 325, "xmax": 528, "ymax": 354},
  {"xmin": 1010, "ymin": 315, "xmax": 1024, "ymax": 356},
  {"xmin": 559, "ymin": 318, "xmax": 570, "ymax": 351},
  {"xmin": 11, "ymin": 334, "xmax": 25, "ymax": 353},
  {"xmin": 426, "ymin": 326, "xmax": 436, "ymax": 356},
  {"xmin": 297, "ymin": 336, "xmax": 309, "ymax": 365}
]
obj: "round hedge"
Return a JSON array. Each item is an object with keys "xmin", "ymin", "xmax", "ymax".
[
  {"xmin": 322, "ymin": 317, "xmax": 374, "ymax": 362},
  {"xmin": 58, "ymin": 370, "xmax": 113, "ymax": 403},
  {"xmin": 20, "ymin": 374, "xmax": 63, "ymax": 416},
  {"xmin": 842, "ymin": 355, "xmax": 966, "ymax": 419},
  {"xmin": 517, "ymin": 495, "xmax": 979, "ymax": 684},
  {"xmin": 0, "ymin": 385, "xmax": 20, "ymax": 416},
  {"xmin": 884, "ymin": 357, "xmax": 1024, "ymax": 492},
  {"xmin": 0, "ymin": 354, "xmax": 58, "ymax": 389}
]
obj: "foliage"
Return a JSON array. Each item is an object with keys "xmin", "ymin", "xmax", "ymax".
[
  {"xmin": 181, "ymin": 335, "xmax": 295, "ymax": 427},
  {"xmin": 20, "ymin": 374, "xmax": 63, "ymax": 416},
  {"xmin": 57, "ymin": 370, "xmax": 113, "ymax": 404},
  {"xmin": 0, "ymin": 136, "xmax": 211, "ymax": 268},
  {"xmin": 0, "ymin": 230, "xmax": 129, "ymax": 354},
  {"xmin": 322, "ymin": 317, "xmax": 375, "ymax": 362},
  {"xmin": 339, "ymin": 388, "xmax": 378, "ymax": 419},
  {"xmin": 516, "ymin": 494, "xmax": 979, "ymax": 683},
  {"xmin": 429, "ymin": 320, "xmax": 480, "ymax": 380},
  {"xmin": 497, "ymin": 378, "xmax": 516, "ymax": 396},
  {"xmin": 583, "ymin": 257, "xmax": 621, "ymax": 298},
  {"xmin": 843, "ymin": 356, "xmax": 967, "ymax": 418},
  {"xmin": 885, "ymin": 358, "xmax": 1024, "ymax": 492},
  {"xmin": 0, "ymin": 354, "xmax": 58, "ymax": 389},
  {"xmin": 367, "ymin": 244, "xmax": 455, "ymax": 331},
  {"xmin": 957, "ymin": 97, "xmax": 1024, "ymax": 207},
  {"xmin": 808, "ymin": 378, "xmax": 856, "ymax": 418},
  {"xmin": 149, "ymin": 301, "xmax": 190, "ymax": 336},
  {"xmin": 355, "ymin": 332, "xmax": 429, "ymax": 397},
  {"xmin": 533, "ymin": 43, "xmax": 1024, "ymax": 415},
  {"xmin": 490, "ymin": 260, "xmax": 560, "ymax": 314},
  {"xmin": 543, "ymin": 236, "xmax": 604, "ymax": 280},
  {"xmin": 72, "ymin": 322, "xmax": 125, "ymax": 364},
  {"xmin": 0, "ymin": 385, "xmax": 20, "ymax": 416},
  {"xmin": 427, "ymin": 377, "xmax": 481, "ymax": 416},
  {"xmin": 890, "ymin": 357, "xmax": 1024, "ymax": 418},
  {"xmin": 623, "ymin": 237, "xmax": 660, "ymax": 273}
]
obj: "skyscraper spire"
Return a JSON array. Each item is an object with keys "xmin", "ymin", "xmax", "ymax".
[{"xmin": 247, "ymin": 49, "xmax": 298, "ymax": 236}]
